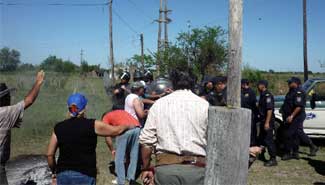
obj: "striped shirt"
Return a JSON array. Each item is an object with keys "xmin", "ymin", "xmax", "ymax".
[
  {"xmin": 139, "ymin": 90, "xmax": 209, "ymax": 157},
  {"xmin": 0, "ymin": 101, "xmax": 24, "ymax": 164}
]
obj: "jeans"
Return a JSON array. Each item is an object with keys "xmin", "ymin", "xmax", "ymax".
[
  {"xmin": 57, "ymin": 171, "xmax": 96, "ymax": 185},
  {"xmin": 115, "ymin": 127, "xmax": 140, "ymax": 185}
]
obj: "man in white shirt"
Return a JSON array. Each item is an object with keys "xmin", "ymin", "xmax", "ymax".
[{"xmin": 139, "ymin": 68, "xmax": 209, "ymax": 185}]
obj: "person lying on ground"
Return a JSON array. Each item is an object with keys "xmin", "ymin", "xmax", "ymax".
[
  {"xmin": 0, "ymin": 70, "xmax": 45, "ymax": 185},
  {"xmin": 47, "ymin": 93, "xmax": 134, "ymax": 185}
]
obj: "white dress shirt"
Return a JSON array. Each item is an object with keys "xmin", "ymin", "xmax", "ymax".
[{"xmin": 139, "ymin": 90, "xmax": 209, "ymax": 157}]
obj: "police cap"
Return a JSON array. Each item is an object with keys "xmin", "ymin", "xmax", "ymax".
[
  {"xmin": 287, "ymin": 77, "xmax": 301, "ymax": 85},
  {"xmin": 257, "ymin": 80, "xmax": 269, "ymax": 88}
]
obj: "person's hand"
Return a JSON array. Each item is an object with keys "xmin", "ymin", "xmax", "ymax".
[
  {"xmin": 144, "ymin": 110, "xmax": 149, "ymax": 115},
  {"xmin": 121, "ymin": 85, "xmax": 126, "ymax": 90},
  {"xmin": 111, "ymin": 150, "xmax": 116, "ymax": 159},
  {"xmin": 249, "ymin": 146, "xmax": 262, "ymax": 157},
  {"xmin": 141, "ymin": 171, "xmax": 154, "ymax": 185},
  {"xmin": 51, "ymin": 174, "xmax": 57, "ymax": 185},
  {"xmin": 286, "ymin": 115, "xmax": 293, "ymax": 124},
  {"xmin": 36, "ymin": 70, "xmax": 45, "ymax": 85},
  {"xmin": 264, "ymin": 122, "xmax": 270, "ymax": 131},
  {"xmin": 165, "ymin": 88, "xmax": 173, "ymax": 94}
]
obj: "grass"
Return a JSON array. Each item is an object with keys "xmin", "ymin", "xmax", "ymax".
[{"xmin": 1, "ymin": 71, "xmax": 325, "ymax": 184}]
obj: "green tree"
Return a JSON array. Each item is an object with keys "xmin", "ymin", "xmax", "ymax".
[
  {"xmin": 40, "ymin": 55, "xmax": 77, "ymax": 73},
  {"xmin": 0, "ymin": 47, "xmax": 21, "ymax": 71},
  {"xmin": 128, "ymin": 54, "xmax": 155, "ymax": 69},
  {"xmin": 175, "ymin": 26, "xmax": 227, "ymax": 79}
]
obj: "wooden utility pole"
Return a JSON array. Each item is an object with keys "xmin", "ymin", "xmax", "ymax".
[
  {"xmin": 140, "ymin": 33, "xmax": 145, "ymax": 73},
  {"xmin": 163, "ymin": 0, "xmax": 170, "ymax": 48},
  {"xmin": 80, "ymin": 49, "xmax": 83, "ymax": 65},
  {"xmin": 204, "ymin": 0, "xmax": 251, "ymax": 184},
  {"xmin": 303, "ymin": 0, "xmax": 308, "ymax": 82},
  {"xmin": 109, "ymin": 0, "xmax": 115, "ymax": 84},
  {"xmin": 156, "ymin": 0, "xmax": 163, "ymax": 75}
]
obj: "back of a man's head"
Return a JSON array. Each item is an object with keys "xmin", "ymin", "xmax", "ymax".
[{"xmin": 169, "ymin": 68, "xmax": 196, "ymax": 91}]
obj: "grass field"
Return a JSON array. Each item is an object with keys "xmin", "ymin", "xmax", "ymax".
[{"xmin": 1, "ymin": 71, "xmax": 325, "ymax": 185}]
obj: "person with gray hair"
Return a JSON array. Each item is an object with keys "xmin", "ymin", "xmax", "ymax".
[{"xmin": 0, "ymin": 70, "xmax": 45, "ymax": 185}]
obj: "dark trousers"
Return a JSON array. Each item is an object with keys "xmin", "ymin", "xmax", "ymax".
[
  {"xmin": 250, "ymin": 115, "xmax": 257, "ymax": 146},
  {"xmin": 297, "ymin": 123, "xmax": 312, "ymax": 146},
  {"xmin": 284, "ymin": 115, "xmax": 305, "ymax": 153},
  {"xmin": 0, "ymin": 165, "xmax": 8, "ymax": 185},
  {"xmin": 258, "ymin": 122, "xmax": 276, "ymax": 158}
]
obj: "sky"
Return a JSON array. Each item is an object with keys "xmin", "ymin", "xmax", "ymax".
[{"xmin": 0, "ymin": 0, "xmax": 325, "ymax": 72}]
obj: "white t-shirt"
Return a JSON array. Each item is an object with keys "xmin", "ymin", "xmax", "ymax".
[{"xmin": 124, "ymin": 94, "xmax": 143, "ymax": 120}]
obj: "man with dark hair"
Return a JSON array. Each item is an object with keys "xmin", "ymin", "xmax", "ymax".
[
  {"xmin": 198, "ymin": 76, "xmax": 214, "ymax": 98},
  {"xmin": 257, "ymin": 80, "xmax": 277, "ymax": 167},
  {"xmin": 281, "ymin": 77, "xmax": 318, "ymax": 160},
  {"xmin": 206, "ymin": 76, "xmax": 227, "ymax": 106},
  {"xmin": 140, "ymin": 68, "xmax": 209, "ymax": 185},
  {"xmin": 241, "ymin": 79, "xmax": 258, "ymax": 146},
  {"xmin": 112, "ymin": 71, "xmax": 131, "ymax": 110},
  {"xmin": 0, "ymin": 71, "xmax": 45, "ymax": 185}
]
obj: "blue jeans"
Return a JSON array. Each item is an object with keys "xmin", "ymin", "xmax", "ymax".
[
  {"xmin": 115, "ymin": 127, "xmax": 140, "ymax": 185},
  {"xmin": 57, "ymin": 171, "xmax": 96, "ymax": 185}
]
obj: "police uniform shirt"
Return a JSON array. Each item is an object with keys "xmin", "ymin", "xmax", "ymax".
[
  {"xmin": 258, "ymin": 90, "xmax": 275, "ymax": 121},
  {"xmin": 112, "ymin": 82, "xmax": 129, "ymax": 109},
  {"xmin": 241, "ymin": 87, "xmax": 257, "ymax": 111},
  {"xmin": 281, "ymin": 87, "xmax": 306, "ymax": 118},
  {"xmin": 207, "ymin": 88, "xmax": 227, "ymax": 106}
]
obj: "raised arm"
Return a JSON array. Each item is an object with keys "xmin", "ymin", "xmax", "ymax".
[
  {"xmin": 95, "ymin": 120, "xmax": 134, "ymax": 137},
  {"xmin": 24, "ymin": 70, "xmax": 45, "ymax": 109}
]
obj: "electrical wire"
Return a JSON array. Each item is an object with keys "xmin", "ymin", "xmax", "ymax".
[{"xmin": 112, "ymin": 8, "xmax": 139, "ymax": 35}]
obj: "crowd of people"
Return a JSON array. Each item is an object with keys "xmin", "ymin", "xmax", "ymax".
[{"xmin": 0, "ymin": 68, "xmax": 319, "ymax": 185}]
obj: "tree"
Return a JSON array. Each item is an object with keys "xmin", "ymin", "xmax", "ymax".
[
  {"xmin": 40, "ymin": 55, "xmax": 77, "ymax": 73},
  {"xmin": 128, "ymin": 54, "xmax": 155, "ymax": 70},
  {"xmin": 175, "ymin": 26, "xmax": 227, "ymax": 79},
  {"xmin": 0, "ymin": 47, "xmax": 21, "ymax": 71}
]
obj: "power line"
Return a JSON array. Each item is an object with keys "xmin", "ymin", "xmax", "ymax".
[
  {"xmin": 126, "ymin": 0, "xmax": 154, "ymax": 22},
  {"xmin": 0, "ymin": 2, "xmax": 108, "ymax": 6},
  {"xmin": 112, "ymin": 8, "xmax": 139, "ymax": 35}
]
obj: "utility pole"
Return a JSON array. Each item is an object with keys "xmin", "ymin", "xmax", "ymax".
[
  {"xmin": 140, "ymin": 33, "xmax": 145, "ymax": 73},
  {"xmin": 80, "ymin": 49, "xmax": 84, "ymax": 65},
  {"xmin": 205, "ymin": 0, "xmax": 251, "ymax": 184},
  {"xmin": 303, "ymin": 0, "xmax": 308, "ymax": 82},
  {"xmin": 109, "ymin": 0, "xmax": 115, "ymax": 84},
  {"xmin": 164, "ymin": 0, "xmax": 171, "ymax": 48},
  {"xmin": 156, "ymin": 0, "xmax": 163, "ymax": 75}
]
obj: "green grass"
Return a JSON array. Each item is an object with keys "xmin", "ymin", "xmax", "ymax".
[{"xmin": 1, "ymin": 71, "xmax": 325, "ymax": 184}]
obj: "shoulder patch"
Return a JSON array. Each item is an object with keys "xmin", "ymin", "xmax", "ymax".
[
  {"xmin": 265, "ymin": 93, "xmax": 270, "ymax": 97},
  {"xmin": 245, "ymin": 93, "xmax": 249, "ymax": 97},
  {"xmin": 297, "ymin": 91, "xmax": 302, "ymax": 94}
]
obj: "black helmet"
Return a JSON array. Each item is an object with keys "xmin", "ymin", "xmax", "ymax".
[
  {"xmin": 144, "ymin": 70, "xmax": 154, "ymax": 82},
  {"xmin": 120, "ymin": 71, "xmax": 130, "ymax": 81},
  {"xmin": 133, "ymin": 70, "xmax": 144, "ymax": 81}
]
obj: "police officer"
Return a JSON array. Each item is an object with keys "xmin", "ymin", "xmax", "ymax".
[
  {"xmin": 281, "ymin": 77, "xmax": 318, "ymax": 160},
  {"xmin": 133, "ymin": 70, "xmax": 145, "ymax": 84},
  {"xmin": 257, "ymin": 80, "xmax": 277, "ymax": 167},
  {"xmin": 144, "ymin": 70, "xmax": 154, "ymax": 85},
  {"xmin": 207, "ymin": 76, "xmax": 227, "ymax": 106},
  {"xmin": 112, "ymin": 71, "xmax": 131, "ymax": 110},
  {"xmin": 241, "ymin": 79, "xmax": 258, "ymax": 146},
  {"xmin": 198, "ymin": 76, "xmax": 214, "ymax": 98}
]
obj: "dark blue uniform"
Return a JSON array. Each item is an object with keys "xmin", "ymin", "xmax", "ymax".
[
  {"xmin": 207, "ymin": 88, "xmax": 227, "ymax": 106},
  {"xmin": 258, "ymin": 90, "xmax": 277, "ymax": 158},
  {"xmin": 241, "ymin": 87, "xmax": 258, "ymax": 146},
  {"xmin": 112, "ymin": 82, "xmax": 129, "ymax": 110},
  {"xmin": 281, "ymin": 87, "xmax": 307, "ymax": 154}
]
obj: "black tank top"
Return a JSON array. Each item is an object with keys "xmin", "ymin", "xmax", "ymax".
[{"xmin": 54, "ymin": 117, "xmax": 97, "ymax": 177}]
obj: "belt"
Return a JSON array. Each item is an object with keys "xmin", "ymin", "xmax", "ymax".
[{"xmin": 156, "ymin": 153, "xmax": 206, "ymax": 168}]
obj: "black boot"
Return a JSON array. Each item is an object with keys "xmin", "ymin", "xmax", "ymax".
[
  {"xmin": 281, "ymin": 153, "xmax": 293, "ymax": 161},
  {"xmin": 258, "ymin": 152, "xmax": 267, "ymax": 162},
  {"xmin": 264, "ymin": 157, "xmax": 278, "ymax": 167},
  {"xmin": 309, "ymin": 144, "xmax": 319, "ymax": 157},
  {"xmin": 292, "ymin": 152, "xmax": 300, "ymax": 160}
]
